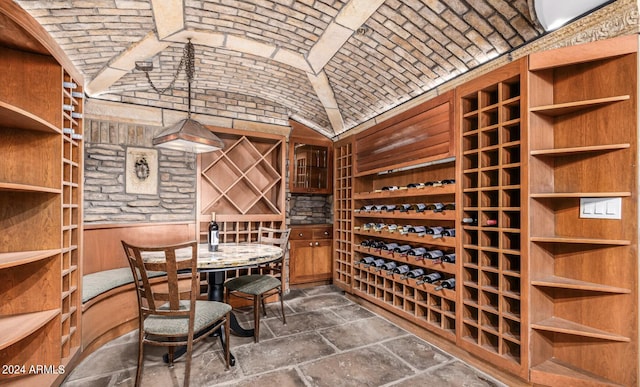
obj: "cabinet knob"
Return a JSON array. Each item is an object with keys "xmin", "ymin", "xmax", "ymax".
[
  {"xmin": 309, "ymin": 242, "xmax": 313, "ymax": 246},
  {"xmin": 299, "ymin": 233, "xmax": 304, "ymax": 237},
  {"xmin": 324, "ymin": 231, "xmax": 329, "ymax": 235},
  {"xmin": 315, "ymin": 242, "xmax": 319, "ymax": 246}
]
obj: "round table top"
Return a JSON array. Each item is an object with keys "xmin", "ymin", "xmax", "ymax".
[{"xmin": 142, "ymin": 243, "xmax": 283, "ymax": 270}]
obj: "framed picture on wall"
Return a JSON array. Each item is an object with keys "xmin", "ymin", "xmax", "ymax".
[{"xmin": 126, "ymin": 147, "xmax": 158, "ymax": 195}]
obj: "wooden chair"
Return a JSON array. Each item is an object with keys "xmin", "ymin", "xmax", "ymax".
[
  {"xmin": 121, "ymin": 240, "xmax": 231, "ymax": 387},
  {"xmin": 224, "ymin": 227, "xmax": 291, "ymax": 342}
]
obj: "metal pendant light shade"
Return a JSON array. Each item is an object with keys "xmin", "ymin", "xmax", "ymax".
[
  {"xmin": 153, "ymin": 118, "xmax": 224, "ymax": 153},
  {"xmin": 145, "ymin": 39, "xmax": 224, "ymax": 154}
]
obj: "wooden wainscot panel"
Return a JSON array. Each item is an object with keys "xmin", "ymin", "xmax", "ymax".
[
  {"xmin": 83, "ymin": 222, "xmax": 196, "ymax": 274},
  {"xmin": 355, "ymin": 91, "xmax": 454, "ymax": 175}
]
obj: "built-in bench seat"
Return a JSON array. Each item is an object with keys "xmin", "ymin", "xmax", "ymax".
[{"xmin": 82, "ymin": 268, "xmax": 165, "ymax": 304}]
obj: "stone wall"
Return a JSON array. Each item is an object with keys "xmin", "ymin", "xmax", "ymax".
[
  {"xmin": 83, "ymin": 119, "xmax": 197, "ymax": 223},
  {"xmin": 288, "ymin": 194, "xmax": 333, "ymax": 225}
]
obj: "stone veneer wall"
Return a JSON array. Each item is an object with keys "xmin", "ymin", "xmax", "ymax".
[
  {"xmin": 83, "ymin": 119, "xmax": 197, "ymax": 223},
  {"xmin": 288, "ymin": 194, "xmax": 333, "ymax": 225}
]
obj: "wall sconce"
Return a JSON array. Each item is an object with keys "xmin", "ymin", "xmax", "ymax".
[{"xmin": 533, "ymin": 0, "xmax": 613, "ymax": 31}]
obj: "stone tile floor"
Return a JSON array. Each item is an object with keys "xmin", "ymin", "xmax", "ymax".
[{"xmin": 62, "ymin": 285, "xmax": 505, "ymax": 387}]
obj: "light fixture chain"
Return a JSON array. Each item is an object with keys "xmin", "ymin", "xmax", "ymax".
[{"xmin": 142, "ymin": 40, "xmax": 193, "ymax": 95}]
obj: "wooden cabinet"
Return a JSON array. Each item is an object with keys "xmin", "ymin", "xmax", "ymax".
[
  {"xmin": 289, "ymin": 120, "xmax": 332, "ymax": 194},
  {"xmin": 527, "ymin": 35, "xmax": 637, "ymax": 387},
  {"xmin": 289, "ymin": 225, "xmax": 333, "ymax": 284},
  {"xmin": 0, "ymin": 4, "xmax": 83, "ymax": 385},
  {"xmin": 456, "ymin": 59, "xmax": 527, "ymax": 378}
]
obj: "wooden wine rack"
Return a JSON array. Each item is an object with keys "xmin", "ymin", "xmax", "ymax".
[
  {"xmin": 333, "ymin": 136, "xmax": 354, "ymax": 291},
  {"xmin": 527, "ymin": 35, "xmax": 638, "ymax": 387},
  {"xmin": 457, "ymin": 58, "xmax": 527, "ymax": 378},
  {"xmin": 351, "ymin": 159, "xmax": 458, "ymax": 340}
]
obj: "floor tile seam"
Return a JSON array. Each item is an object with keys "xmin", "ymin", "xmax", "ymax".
[
  {"xmin": 63, "ymin": 365, "xmax": 137, "ymax": 385},
  {"xmin": 375, "ymin": 360, "xmax": 460, "ymax": 387},
  {"xmin": 377, "ymin": 337, "xmax": 423, "ymax": 374}
]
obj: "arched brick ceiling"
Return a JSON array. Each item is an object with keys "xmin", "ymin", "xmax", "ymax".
[{"xmin": 14, "ymin": 0, "xmax": 545, "ymax": 137}]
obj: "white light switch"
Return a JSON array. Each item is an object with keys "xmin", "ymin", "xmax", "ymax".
[{"xmin": 580, "ymin": 197, "xmax": 622, "ymax": 219}]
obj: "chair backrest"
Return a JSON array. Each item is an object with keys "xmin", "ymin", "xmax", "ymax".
[
  {"xmin": 121, "ymin": 240, "xmax": 199, "ymax": 320},
  {"xmin": 256, "ymin": 227, "xmax": 291, "ymax": 275}
]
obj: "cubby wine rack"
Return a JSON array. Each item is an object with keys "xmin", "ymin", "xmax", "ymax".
[
  {"xmin": 333, "ymin": 137, "xmax": 354, "ymax": 291},
  {"xmin": 457, "ymin": 58, "xmax": 527, "ymax": 378}
]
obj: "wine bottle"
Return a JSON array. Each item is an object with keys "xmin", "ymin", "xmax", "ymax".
[
  {"xmin": 443, "ymin": 203, "xmax": 455, "ymax": 211},
  {"xmin": 399, "ymin": 204, "xmax": 412, "ymax": 212},
  {"xmin": 423, "ymin": 249, "xmax": 444, "ymax": 260},
  {"xmin": 484, "ymin": 219, "xmax": 498, "ymax": 226},
  {"xmin": 373, "ymin": 204, "xmax": 386, "ymax": 212},
  {"xmin": 379, "ymin": 261, "xmax": 397, "ymax": 272},
  {"xmin": 387, "ymin": 224, "xmax": 399, "ymax": 232},
  {"xmin": 442, "ymin": 228, "xmax": 455, "ymax": 237},
  {"xmin": 371, "ymin": 240, "xmax": 385, "ymax": 249},
  {"xmin": 360, "ymin": 239, "xmax": 373, "ymax": 247},
  {"xmin": 401, "ymin": 268, "xmax": 425, "ymax": 279},
  {"xmin": 373, "ymin": 223, "xmax": 386, "ymax": 231},
  {"xmin": 362, "ymin": 222, "xmax": 376, "ymax": 231},
  {"xmin": 441, "ymin": 179, "xmax": 455, "ymax": 185},
  {"xmin": 208, "ymin": 212, "xmax": 219, "ymax": 252},
  {"xmin": 431, "ymin": 202, "xmax": 445, "ymax": 212},
  {"xmin": 381, "ymin": 204, "xmax": 397, "ymax": 212},
  {"xmin": 416, "ymin": 272, "xmax": 442, "ymax": 284},
  {"xmin": 63, "ymin": 81, "xmax": 77, "ymax": 89},
  {"xmin": 462, "ymin": 217, "xmax": 478, "ymax": 225},
  {"xmin": 412, "ymin": 203, "xmax": 427, "ymax": 212},
  {"xmin": 393, "ymin": 244, "xmax": 412, "ymax": 254},
  {"xmin": 430, "ymin": 180, "xmax": 443, "ymax": 187},
  {"xmin": 381, "ymin": 242, "xmax": 399, "ymax": 251},
  {"xmin": 356, "ymin": 256, "xmax": 376, "ymax": 266},
  {"xmin": 392, "ymin": 264, "xmax": 411, "ymax": 276},
  {"xmin": 407, "ymin": 182, "xmax": 424, "ymax": 188},
  {"xmin": 426, "ymin": 226, "xmax": 444, "ymax": 235},
  {"xmin": 369, "ymin": 258, "xmax": 386, "ymax": 268},
  {"xmin": 441, "ymin": 253, "xmax": 456, "ymax": 263},
  {"xmin": 435, "ymin": 278, "xmax": 456, "ymax": 291},
  {"xmin": 408, "ymin": 247, "xmax": 428, "ymax": 258},
  {"xmin": 407, "ymin": 225, "xmax": 427, "ymax": 233},
  {"xmin": 381, "ymin": 186, "xmax": 399, "ymax": 191},
  {"xmin": 360, "ymin": 204, "xmax": 374, "ymax": 212}
]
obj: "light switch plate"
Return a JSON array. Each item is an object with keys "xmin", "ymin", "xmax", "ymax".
[{"xmin": 579, "ymin": 197, "xmax": 622, "ymax": 219}]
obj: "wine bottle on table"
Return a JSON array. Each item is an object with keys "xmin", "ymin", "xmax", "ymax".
[
  {"xmin": 208, "ymin": 212, "xmax": 219, "ymax": 252},
  {"xmin": 435, "ymin": 278, "xmax": 456, "ymax": 291}
]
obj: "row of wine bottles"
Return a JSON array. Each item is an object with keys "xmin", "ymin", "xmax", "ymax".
[
  {"xmin": 360, "ymin": 239, "xmax": 455, "ymax": 262},
  {"xmin": 359, "ymin": 223, "xmax": 456, "ymax": 237},
  {"xmin": 379, "ymin": 179, "xmax": 455, "ymax": 191},
  {"xmin": 357, "ymin": 202, "xmax": 455, "ymax": 213},
  {"xmin": 355, "ymin": 256, "xmax": 456, "ymax": 290}
]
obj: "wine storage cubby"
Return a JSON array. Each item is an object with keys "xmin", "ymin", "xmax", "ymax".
[
  {"xmin": 0, "ymin": 5, "xmax": 84, "ymax": 383},
  {"xmin": 527, "ymin": 35, "xmax": 638, "ymax": 387},
  {"xmin": 457, "ymin": 58, "xmax": 527, "ymax": 378},
  {"xmin": 333, "ymin": 137, "xmax": 354, "ymax": 291},
  {"xmin": 352, "ymin": 158, "xmax": 458, "ymax": 340}
]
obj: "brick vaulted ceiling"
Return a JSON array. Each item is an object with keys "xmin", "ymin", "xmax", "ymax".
[{"xmin": 13, "ymin": 0, "xmax": 548, "ymax": 138}]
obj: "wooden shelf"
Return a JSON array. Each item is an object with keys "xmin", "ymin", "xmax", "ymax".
[
  {"xmin": 532, "ymin": 317, "xmax": 629, "ymax": 342},
  {"xmin": 353, "ymin": 184, "xmax": 455, "ymax": 199},
  {"xmin": 0, "ymin": 309, "xmax": 60, "ymax": 350},
  {"xmin": 530, "ymin": 143, "xmax": 630, "ymax": 156},
  {"xmin": 354, "ymin": 229, "xmax": 455, "ymax": 248},
  {"xmin": 530, "ymin": 236, "xmax": 630, "ymax": 245},
  {"xmin": 529, "ymin": 95, "xmax": 630, "ymax": 116},
  {"xmin": 0, "ymin": 182, "xmax": 61, "ymax": 194},
  {"xmin": 530, "ymin": 359, "xmax": 623, "ymax": 387},
  {"xmin": 0, "ymin": 100, "xmax": 60, "ymax": 133},
  {"xmin": 0, "ymin": 249, "xmax": 59, "ymax": 269},
  {"xmin": 354, "ymin": 210, "xmax": 455, "ymax": 221},
  {"xmin": 353, "ymin": 245, "xmax": 456, "ymax": 276},
  {"xmin": 530, "ymin": 192, "xmax": 631, "ymax": 198},
  {"xmin": 531, "ymin": 275, "xmax": 630, "ymax": 294}
]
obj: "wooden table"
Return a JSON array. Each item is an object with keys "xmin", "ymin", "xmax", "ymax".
[{"xmin": 143, "ymin": 242, "xmax": 283, "ymax": 366}]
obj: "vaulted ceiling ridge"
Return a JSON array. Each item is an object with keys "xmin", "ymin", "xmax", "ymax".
[{"xmin": 85, "ymin": 0, "xmax": 385, "ymax": 137}]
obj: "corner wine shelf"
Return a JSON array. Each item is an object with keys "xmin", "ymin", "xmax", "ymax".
[{"xmin": 527, "ymin": 35, "xmax": 638, "ymax": 387}]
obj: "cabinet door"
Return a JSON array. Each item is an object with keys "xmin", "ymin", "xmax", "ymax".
[
  {"xmin": 289, "ymin": 241, "xmax": 316, "ymax": 284},
  {"xmin": 313, "ymin": 240, "xmax": 333, "ymax": 280},
  {"xmin": 289, "ymin": 141, "xmax": 333, "ymax": 194}
]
